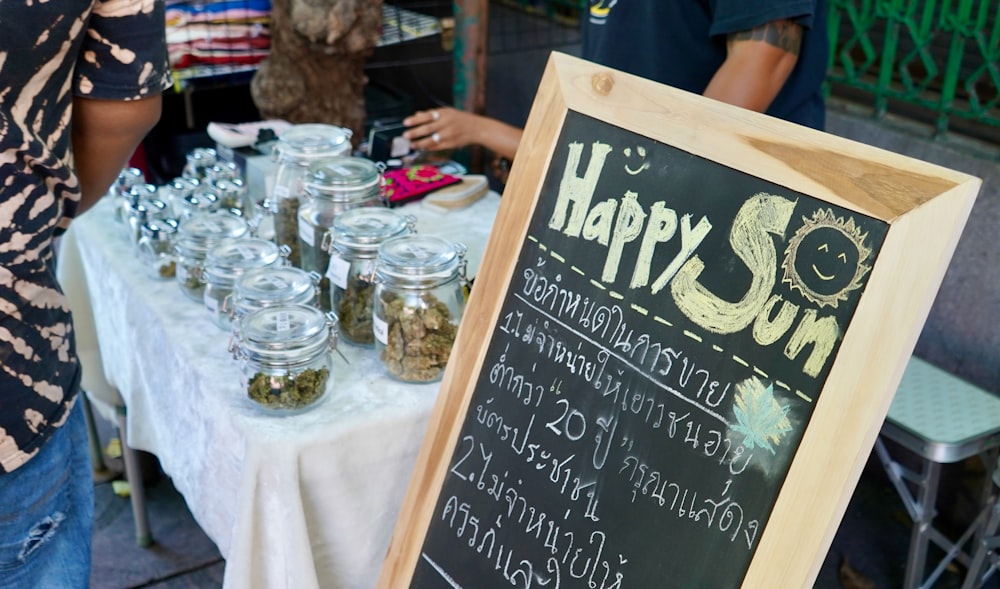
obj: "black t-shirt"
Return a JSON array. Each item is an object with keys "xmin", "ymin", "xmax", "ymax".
[
  {"xmin": 581, "ymin": 0, "xmax": 828, "ymax": 130},
  {"xmin": 0, "ymin": 0, "xmax": 172, "ymax": 474}
]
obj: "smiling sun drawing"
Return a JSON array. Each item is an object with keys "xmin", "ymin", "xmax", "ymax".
[{"xmin": 781, "ymin": 208, "xmax": 873, "ymax": 308}]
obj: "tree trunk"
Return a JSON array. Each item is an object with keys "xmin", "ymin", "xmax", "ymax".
[{"xmin": 251, "ymin": 0, "xmax": 382, "ymax": 147}]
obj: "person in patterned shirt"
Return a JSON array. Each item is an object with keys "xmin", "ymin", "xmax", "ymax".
[{"xmin": 0, "ymin": 1, "xmax": 173, "ymax": 585}]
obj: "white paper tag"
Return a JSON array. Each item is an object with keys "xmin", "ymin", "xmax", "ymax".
[
  {"xmin": 298, "ymin": 218, "xmax": 315, "ymax": 247},
  {"xmin": 264, "ymin": 173, "xmax": 277, "ymax": 199},
  {"xmin": 373, "ymin": 314, "xmax": 388, "ymax": 345},
  {"xmin": 264, "ymin": 275, "xmax": 289, "ymax": 289},
  {"xmin": 326, "ymin": 256, "xmax": 351, "ymax": 290},
  {"xmin": 276, "ymin": 312, "xmax": 291, "ymax": 332}
]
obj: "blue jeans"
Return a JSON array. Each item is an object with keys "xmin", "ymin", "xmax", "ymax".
[{"xmin": 0, "ymin": 399, "xmax": 93, "ymax": 588}]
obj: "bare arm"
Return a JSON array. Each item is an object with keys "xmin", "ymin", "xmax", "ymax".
[
  {"xmin": 403, "ymin": 107, "xmax": 523, "ymax": 161},
  {"xmin": 702, "ymin": 19, "xmax": 803, "ymax": 113},
  {"xmin": 71, "ymin": 94, "xmax": 163, "ymax": 214}
]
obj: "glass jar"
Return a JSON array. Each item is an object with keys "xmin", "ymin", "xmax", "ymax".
[
  {"xmin": 205, "ymin": 161, "xmax": 241, "ymax": 183},
  {"xmin": 125, "ymin": 198, "xmax": 169, "ymax": 249},
  {"xmin": 137, "ymin": 218, "xmax": 180, "ymax": 281},
  {"xmin": 202, "ymin": 237, "xmax": 285, "ymax": 330},
  {"xmin": 229, "ymin": 304, "xmax": 339, "ymax": 414},
  {"xmin": 372, "ymin": 234, "xmax": 468, "ymax": 382},
  {"xmin": 173, "ymin": 213, "xmax": 249, "ymax": 302},
  {"xmin": 269, "ymin": 123, "xmax": 352, "ymax": 268},
  {"xmin": 118, "ymin": 183, "xmax": 158, "ymax": 233},
  {"xmin": 231, "ymin": 266, "xmax": 320, "ymax": 323},
  {"xmin": 326, "ymin": 207, "xmax": 415, "ymax": 345},
  {"xmin": 157, "ymin": 177, "xmax": 200, "ymax": 219},
  {"xmin": 111, "ymin": 167, "xmax": 145, "ymax": 222},
  {"xmin": 177, "ymin": 190, "xmax": 220, "ymax": 221},
  {"xmin": 298, "ymin": 156, "xmax": 385, "ymax": 311},
  {"xmin": 210, "ymin": 177, "xmax": 250, "ymax": 215},
  {"xmin": 183, "ymin": 147, "xmax": 218, "ymax": 180}
]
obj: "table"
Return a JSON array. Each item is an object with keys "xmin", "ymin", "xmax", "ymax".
[
  {"xmin": 876, "ymin": 356, "xmax": 1000, "ymax": 589},
  {"xmin": 62, "ymin": 193, "xmax": 501, "ymax": 588}
]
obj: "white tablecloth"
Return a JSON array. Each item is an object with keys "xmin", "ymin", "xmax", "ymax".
[{"xmin": 61, "ymin": 193, "xmax": 501, "ymax": 588}]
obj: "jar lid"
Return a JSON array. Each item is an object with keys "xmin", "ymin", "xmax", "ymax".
[
  {"xmin": 126, "ymin": 183, "xmax": 158, "ymax": 202},
  {"xmin": 210, "ymin": 178, "xmax": 245, "ymax": 199},
  {"xmin": 236, "ymin": 303, "xmax": 335, "ymax": 362},
  {"xmin": 276, "ymin": 124, "xmax": 352, "ymax": 160},
  {"xmin": 141, "ymin": 218, "xmax": 179, "ymax": 239},
  {"xmin": 302, "ymin": 156, "xmax": 381, "ymax": 199},
  {"xmin": 115, "ymin": 168, "xmax": 144, "ymax": 194},
  {"xmin": 168, "ymin": 177, "xmax": 200, "ymax": 192},
  {"xmin": 234, "ymin": 266, "xmax": 317, "ymax": 309},
  {"xmin": 159, "ymin": 178, "xmax": 196, "ymax": 204},
  {"xmin": 129, "ymin": 198, "xmax": 168, "ymax": 219},
  {"xmin": 206, "ymin": 161, "xmax": 241, "ymax": 182},
  {"xmin": 175, "ymin": 212, "xmax": 249, "ymax": 254},
  {"xmin": 182, "ymin": 191, "xmax": 220, "ymax": 212},
  {"xmin": 330, "ymin": 207, "xmax": 413, "ymax": 253},
  {"xmin": 186, "ymin": 147, "xmax": 218, "ymax": 165},
  {"xmin": 204, "ymin": 238, "xmax": 281, "ymax": 283},
  {"xmin": 376, "ymin": 234, "xmax": 463, "ymax": 280},
  {"xmin": 179, "ymin": 212, "xmax": 248, "ymax": 239}
]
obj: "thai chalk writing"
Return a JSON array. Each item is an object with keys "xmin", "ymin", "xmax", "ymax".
[
  {"xmin": 490, "ymin": 321, "xmax": 739, "ymax": 475},
  {"xmin": 515, "ymin": 262, "xmax": 732, "ymax": 406},
  {"xmin": 617, "ymin": 448, "xmax": 760, "ymax": 550},
  {"xmin": 547, "ymin": 141, "xmax": 845, "ymax": 378},
  {"xmin": 509, "ymin": 285, "xmax": 734, "ymax": 428},
  {"xmin": 433, "ymin": 494, "xmax": 626, "ymax": 588},
  {"xmin": 451, "ymin": 425, "xmax": 602, "ymax": 523},
  {"xmin": 487, "ymin": 342, "xmax": 547, "ymax": 409},
  {"xmin": 437, "ymin": 473, "xmax": 626, "ymax": 589},
  {"xmin": 418, "ymin": 127, "xmax": 853, "ymax": 587}
]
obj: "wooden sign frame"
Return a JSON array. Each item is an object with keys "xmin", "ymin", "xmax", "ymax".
[{"xmin": 378, "ymin": 52, "xmax": 980, "ymax": 588}]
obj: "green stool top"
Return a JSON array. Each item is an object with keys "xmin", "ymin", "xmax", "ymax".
[{"xmin": 883, "ymin": 356, "xmax": 1000, "ymax": 463}]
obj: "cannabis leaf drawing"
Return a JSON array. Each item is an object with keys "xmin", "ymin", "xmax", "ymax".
[{"xmin": 732, "ymin": 377, "xmax": 793, "ymax": 455}]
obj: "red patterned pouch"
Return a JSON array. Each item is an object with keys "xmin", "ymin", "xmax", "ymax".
[{"xmin": 383, "ymin": 165, "xmax": 462, "ymax": 207}]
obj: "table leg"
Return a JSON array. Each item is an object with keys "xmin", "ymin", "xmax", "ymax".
[
  {"xmin": 962, "ymin": 494, "xmax": 999, "ymax": 589},
  {"xmin": 82, "ymin": 394, "xmax": 114, "ymax": 483},
  {"xmin": 905, "ymin": 459, "xmax": 941, "ymax": 589},
  {"xmin": 117, "ymin": 407, "xmax": 153, "ymax": 547}
]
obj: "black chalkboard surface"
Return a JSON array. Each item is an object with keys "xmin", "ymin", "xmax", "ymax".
[{"xmin": 379, "ymin": 53, "xmax": 980, "ymax": 588}]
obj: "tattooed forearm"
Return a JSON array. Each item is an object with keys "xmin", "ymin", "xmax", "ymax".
[{"xmin": 729, "ymin": 20, "xmax": 803, "ymax": 56}]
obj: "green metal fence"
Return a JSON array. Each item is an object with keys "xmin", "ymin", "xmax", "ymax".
[
  {"xmin": 488, "ymin": 0, "xmax": 1000, "ymax": 141},
  {"xmin": 827, "ymin": 0, "xmax": 1000, "ymax": 139}
]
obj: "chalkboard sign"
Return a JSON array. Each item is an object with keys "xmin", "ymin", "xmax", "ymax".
[{"xmin": 378, "ymin": 53, "xmax": 981, "ymax": 588}]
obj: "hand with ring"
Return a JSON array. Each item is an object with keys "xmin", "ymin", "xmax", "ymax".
[
  {"xmin": 402, "ymin": 107, "xmax": 485, "ymax": 154},
  {"xmin": 402, "ymin": 106, "xmax": 523, "ymax": 162}
]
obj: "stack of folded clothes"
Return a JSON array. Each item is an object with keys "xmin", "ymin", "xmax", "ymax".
[{"xmin": 166, "ymin": 0, "xmax": 272, "ymax": 79}]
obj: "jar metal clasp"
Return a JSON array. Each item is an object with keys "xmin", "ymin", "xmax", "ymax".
[
  {"xmin": 277, "ymin": 243, "xmax": 292, "ymax": 265},
  {"xmin": 455, "ymin": 242, "xmax": 469, "ymax": 282},
  {"xmin": 375, "ymin": 161, "xmax": 389, "ymax": 206},
  {"xmin": 320, "ymin": 229, "xmax": 334, "ymax": 255},
  {"xmin": 227, "ymin": 325, "xmax": 244, "ymax": 360},
  {"xmin": 324, "ymin": 311, "xmax": 349, "ymax": 364},
  {"xmin": 223, "ymin": 293, "xmax": 237, "ymax": 321}
]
